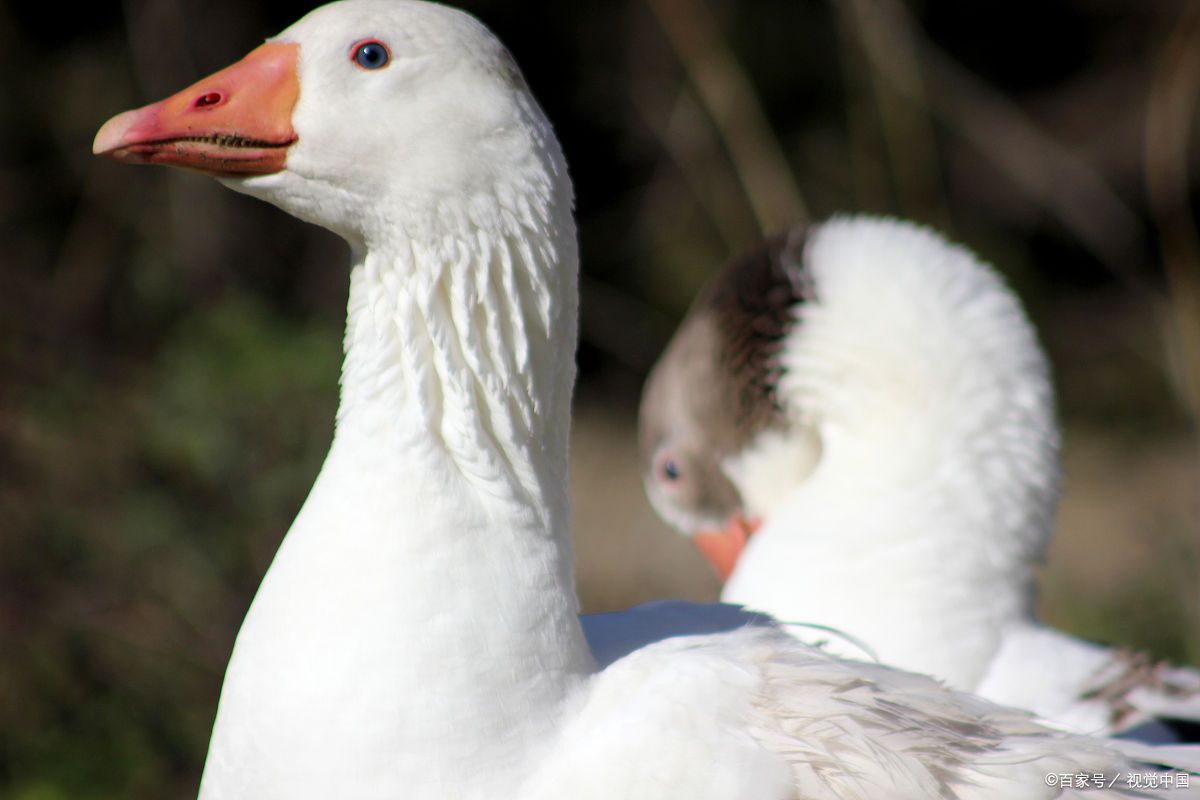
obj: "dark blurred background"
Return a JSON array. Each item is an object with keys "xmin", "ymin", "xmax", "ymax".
[{"xmin": 2, "ymin": 0, "xmax": 1198, "ymax": 796}]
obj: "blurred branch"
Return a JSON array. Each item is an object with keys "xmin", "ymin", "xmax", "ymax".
[
  {"xmin": 836, "ymin": 0, "xmax": 950, "ymax": 229},
  {"xmin": 1145, "ymin": 2, "xmax": 1200, "ymax": 430},
  {"xmin": 832, "ymin": 9, "xmax": 892, "ymax": 214},
  {"xmin": 631, "ymin": 84, "xmax": 759, "ymax": 250},
  {"xmin": 645, "ymin": 0, "xmax": 807, "ymax": 232},
  {"xmin": 863, "ymin": 0, "xmax": 1147, "ymax": 289}
]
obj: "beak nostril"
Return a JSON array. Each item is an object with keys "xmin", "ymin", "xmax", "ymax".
[{"xmin": 194, "ymin": 91, "xmax": 223, "ymax": 109}]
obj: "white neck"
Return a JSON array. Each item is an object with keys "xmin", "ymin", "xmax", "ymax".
[
  {"xmin": 339, "ymin": 219, "xmax": 575, "ymax": 530},
  {"xmin": 723, "ymin": 218, "xmax": 1061, "ymax": 691},
  {"xmin": 200, "ymin": 190, "xmax": 591, "ymax": 798}
]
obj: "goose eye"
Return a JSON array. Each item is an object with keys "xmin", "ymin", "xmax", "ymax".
[
  {"xmin": 658, "ymin": 456, "xmax": 682, "ymax": 483},
  {"xmin": 351, "ymin": 40, "xmax": 390, "ymax": 70}
]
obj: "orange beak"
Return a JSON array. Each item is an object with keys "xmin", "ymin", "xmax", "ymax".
[
  {"xmin": 93, "ymin": 42, "xmax": 300, "ymax": 177},
  {"xmin": 692, "ymin": 514, "xmax": 761, "ymax": 582}
]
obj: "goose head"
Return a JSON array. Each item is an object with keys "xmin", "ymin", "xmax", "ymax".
[
  {"xmin": 94, "ymin": 0, "xmax": 581, "ymax": 542},
  {"xmin": 639, "ymin": 228, "xmax": 819, "ymax": 579},
  {"xmin": 641, "ymin": 218, "xmax": 1060, "ymax": 588},
  {"xmin": 93, "ymin": 0, "xmax": 564, "ymax": 252}
]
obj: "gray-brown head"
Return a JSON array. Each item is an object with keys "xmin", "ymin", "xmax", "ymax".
[{"xmin": 639, "ymin": 226, "xmax": 810, "ymax": 577}]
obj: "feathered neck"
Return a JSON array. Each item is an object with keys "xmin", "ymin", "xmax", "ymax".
[
  {"xmin": 332, "ymin": 84, "xmax": 579, "ymax": 527},
  {"xmin": 724, "ymin": 217, "xmax": 1061, "ymax": 689},
  {"xmin": 338, "ymin": 218, "xmax": 575, "ymax": 531},
  {"xmin": 199, "ymin": 150, "xmax": 592, "ymax": 797}
]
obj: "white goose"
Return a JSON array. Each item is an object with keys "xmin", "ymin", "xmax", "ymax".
[
  {"xmin": 640, "ymin": 220, "xmax": 1200, "ymax": 736},
  {"xmin": 94, "ymin": 1, "xmax": 1200, "ymax": 796}
]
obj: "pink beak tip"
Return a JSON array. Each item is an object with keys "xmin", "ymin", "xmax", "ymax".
[{"xmin": 93, "ymin": 108, "xmax": 142, "ymax": 157}]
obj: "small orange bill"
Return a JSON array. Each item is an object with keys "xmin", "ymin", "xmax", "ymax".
[{"xmin": 692, "ymin": 514, "xmax": 761, "ymax": 581}]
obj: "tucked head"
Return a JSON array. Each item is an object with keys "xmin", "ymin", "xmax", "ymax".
[
  {"xmin": 93, "ymin": 0, "xmax": 563, "ymax": 249},
  {"xmin": 639, "ymin": 228, "xmax": 814, "ymax": 579}
]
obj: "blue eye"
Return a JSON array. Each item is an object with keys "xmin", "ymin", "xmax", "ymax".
[{"xmin": 352, "ymin": 40, "xmax": 390, "ymax": 70}]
